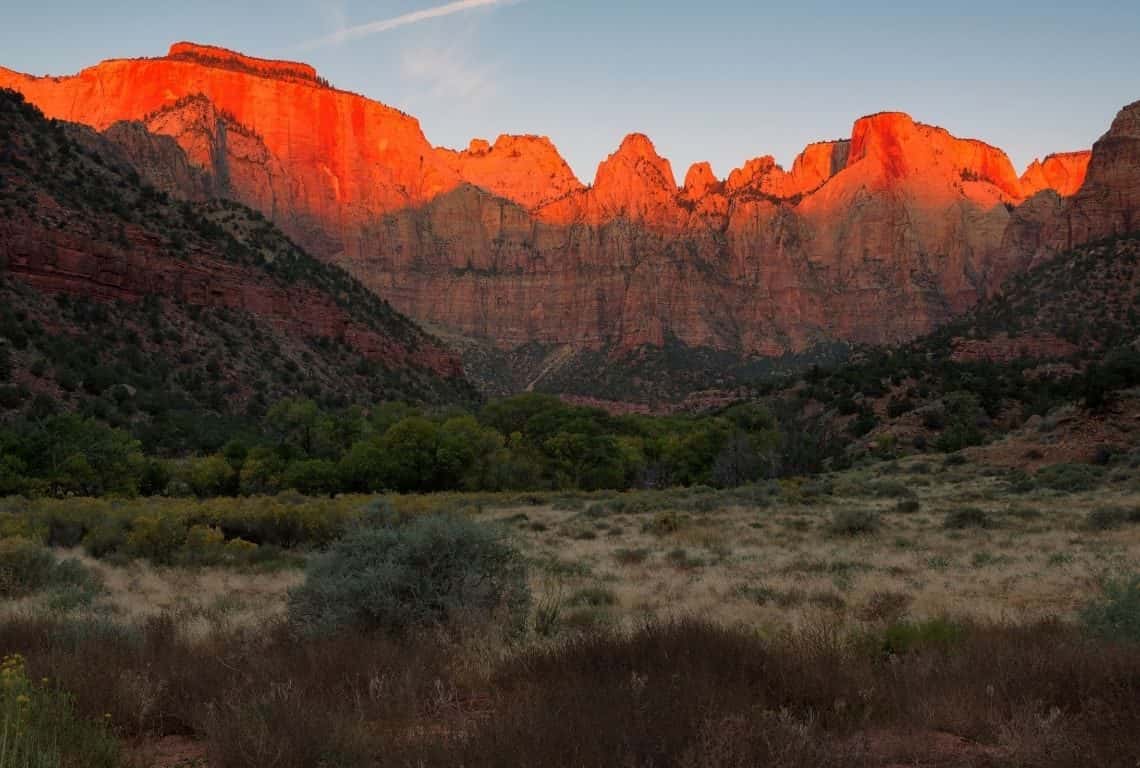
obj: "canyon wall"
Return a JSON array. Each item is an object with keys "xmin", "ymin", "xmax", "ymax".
[{"xmin": 2, "ymin": 42, "xmax": 1120, "ymax": 361}]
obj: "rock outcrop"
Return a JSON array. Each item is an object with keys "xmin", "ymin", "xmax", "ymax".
[
  {"xmin": 0, "ymin": 88, "xmax": 465, "ymax": 385},
  {"xmin": 1020, "ymin": 151, "xmax": 1091, "ymax": 198},
  {"xmin": 438, "ymin": 134, "xmax": 584, "ymax": 210},
  {"xmin": 1046, "ymin": 101, "xmax": 1140, "ymax": 249},
  {"xmin": 3, "ymin": 42, "xmax": 1129, "ymax": 365}
]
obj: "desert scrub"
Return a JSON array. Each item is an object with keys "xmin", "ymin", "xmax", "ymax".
[
  {"xmin": 829, "ymin": 509, "xmax": 880, "ymax": 536},
  {"xmin": 1034, "ymin": 463, "xmax": 1105, "ymax": 493},
  {"xmin": 894, "ymin": 498, "xmax": 921, "ymax": 514},
  {"xmin": 1081, "ymin": 574, "xmax": 1140, "ymax": 644},
  {"xmin": 9, "ymin": 495, "xmax": 361, "ymax": 561},
  {"xmin": 612, "ymin": 548, "xmax": 651, "ymax": 566},
  {"xmin": 0, "ymin": 654, "xmax": 119, "ymax": 768},
  {"xmin": 881, "ymin": 618, "xmax": 965, "ymax": 655},
  {"xmin": 1085, "ymin": 506, "xmax": 1140, "ymax": 531},
  {"xmin": 0, "ymin": 538, "xmax": 101, "ymax": 604},
  {"xmin": 567, "ymin": 587, "xmax": 617, "ymax": 608},
  {"xmin": 288, "ymin": 508, "xmax": 530, "ymax": 637},
  {"xmin": 943, "ymin": 507, "xmax": 992, "ymax": 530}
]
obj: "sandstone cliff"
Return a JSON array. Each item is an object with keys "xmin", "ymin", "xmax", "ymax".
[
  {"xmin": 1046, "ymin": 101, "xmax": 1140, "ymax": 249},
  {"xmin": 3, "ymin": 42, "xmax": 1127, "ymax": 369},
  {"xmin": 1020, "ymin": 151, "xmax": 1091, "ymax": 198},
  {"xmin": 0, "ymin": 88, "xmax": 467, "ymax": 393}
]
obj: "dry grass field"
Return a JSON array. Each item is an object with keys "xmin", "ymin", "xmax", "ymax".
[{"xmin": 2, "ymin": 456, "xmax": 1139, "ymax": 767}]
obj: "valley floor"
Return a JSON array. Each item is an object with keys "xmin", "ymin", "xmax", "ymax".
[{"xmin": 2, "ymin": 455, "xmax": 1140, "ymax": 766}]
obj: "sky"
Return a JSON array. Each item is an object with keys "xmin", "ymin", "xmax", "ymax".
[{"xmin": 2, "ymin": 1, "xmax": 1139, "ymax": 182}]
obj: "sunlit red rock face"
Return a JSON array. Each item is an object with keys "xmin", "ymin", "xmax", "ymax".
[
  {"xmin": 1046, "ymin": 101, "xmax": 1140, "ymax": 249},
  {"xmin": 0, "ymin": 43, "xmax": 1117, "ymax": 358},
  {"xmin": 1020, "ymin": 152, "xmax": 1091, "ymax": 198},
  {"xmin": 0, "ymin": 42, "xmax": 461, "ymax": 258},
  {"xmin": 438, "ymin": 135, "xmax": 584, "ymax": 210}
]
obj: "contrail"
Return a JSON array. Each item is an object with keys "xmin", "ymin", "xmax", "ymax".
[{"xmin": 303, "ymin": 0, "xmax": 518, "ymax": 48}]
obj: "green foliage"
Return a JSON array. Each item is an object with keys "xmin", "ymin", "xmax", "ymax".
[
  {"xmin": 1035, "ymin": 463, "xmax": 1105, "ymax": 492},
  {"xmin": 1085, "ymin": 507, "xmax": 1140, "ymax": 531},
  {"xmin": 0, "ymin": 537, "xmax": 54, "ymax": 597},
  {"xmin": 932, "ymin": 392, "xmax": 985, "ymax": 453},
  {"xmin": 0, "ymin": 537, "xmax": 101, "ymax": 602},
  {"xmin": 894, "ymin": 499, "xmax": 921, "ymax": 514},
  {"xmin": 882, "ymin": 618, "xmax": 965, "ymax": 655},
  {"xmin": 185, "ymin": 454, "xmax": 237, "ymax": 497},
  {"xmin": 125, "ymin": 514, "xmax": 188, "ymax": 565},
  {"xmin": 0, "ymin": 415, "xmax": 142, "ymax": 497},
  {"xmin": 829, "ymin": 509, "xmax": 880, "ymax": 536},
  {"xmin": 282, "ymin": 459, "xmax": 339, "ymax": 496},
  {"xmin": 1080, "ymin": 574, "xmax": 1140, "ymax": 644},
  {"xmin": 613, "ymin": 547, "xmax": 651, "ymax": 566},
  {"xmin": 288, "ymin": 506, "xmax": 530, "ymax": 636},
  {"xmin": 0, "ymin": 653, "xmax": 119, "ymax": 768},
  {"xmin": 943, "ymin": 507, "xmax": 992, "ymax": 530}
]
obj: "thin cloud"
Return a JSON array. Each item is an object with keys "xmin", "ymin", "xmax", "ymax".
[
  {"xmin": 402, "ymin": 46, "xmax": 497, "ymax": 102},
  {"xmin": 303, "ymin": 0, "xmax": 520, "ymax": 49}
]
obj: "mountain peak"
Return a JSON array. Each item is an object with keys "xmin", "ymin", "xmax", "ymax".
[
  {"xmin": 683, "ymin": 162, "xmax": 719, "ymax": 197},
  {"xmin": 442, "ymin": 132, "xmax": 584, "ymax": 209},
  {"xmin": 1020, "ymin": 151, "xmax": 1091, "ymax": 198},
  {"xmin": 614, "ymin": 132, "xmax": 660, "ymax": 157},
  {"xmin": 594, "ymin": 133, "xmax": 677, "ymax": 191},
  {"xmin": 845, "ymin": 110, "xmax": 1023, "ymax": 199}
]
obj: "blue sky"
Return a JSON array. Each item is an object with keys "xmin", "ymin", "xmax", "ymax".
[{"xmin": 2, "ymin": 1, "xmax": 1138, "ymax": 181}]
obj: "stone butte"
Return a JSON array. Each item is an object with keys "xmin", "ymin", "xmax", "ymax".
[{"xmin": 2, "ymin": 42, "xmax": 1129, "ymax": 359}]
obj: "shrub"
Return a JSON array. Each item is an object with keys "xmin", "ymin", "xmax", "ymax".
[
  {"xmin": 1086, "ymin": 507, "xmax": 1131, "ymax": 531},
  {"xmin": 943, "ymin": 507, "xmax": 991, "ymax": 530},
  {"xmin": 829, "ymin": 509, "xmax": 880, "ymax": 536},
  {"xmin": 642, "ymin": 510, "xmax": 683, "ymax": 535},
  {"xmin": 856, "ymin": 590, "xmax": 913, "ymax": 623},
  {"xmin": 866, "ymin": 480, "xmax": 912, "ymax": 499},
  {"xmin": 186, "ymin": 454, "xmax": 236, "ymax": 497},
  {"xmin": 665, "ymin": 548, "xmax": 705, "ymax": 570},
  {"xmin": 567, "ymin": 587, "xmax": 617, "ymax": 608},
  {"xmin": 921, "ymin": 409, "xmax": 945, "ymax": 431},
  {"xmin": 288, "ymin": 509, "xmax": 529, "ymax": 637},
  {"xmin": 0, "ymin": 537, "xmax": 55, "ymax": 596},
  {"xmin": 894, "ymin": 499, "xmax": 921, "ymax": 514},
  {"xmin": 282, "ymin": 459, "xmax": 340, "ymax": 496},
  {"xmin": 125, "ymin": 514, "xmax": 188, "ymax": 564},
  {"xmin": 1035, "ymin": 463, "xmax": 1104, "ymax": 492},
  {"xmin": 0, "ymin": 538, "xmax": 101, "ymax": 602},
  {"xmin": 224, "ymin": 537, "xmax": 259, "ymax": 562},
  {"xmin": 847, "ymin": 410, "xmax": 878, "ymax": 437},
  {"xmin": 0, "ymin": 654, "xmax": 119, "ymax": 768},
  {"xmin": 1080, "ymin": 574, "xmax": 1140, "ymax": 644},
  {"xmin": 613, "ymin": 547, "xmax": 651, "ymax": 566},
  {"xmin": 184, "ymin": 523, "xmax": 225, "ymax": 563},
  {"xmin": 81, "ymin": 517, "xmax": 129, "ymax": 559},
  {"xmin": 882, "ymin": 617, "xmax": 965, "ymax": 655}
]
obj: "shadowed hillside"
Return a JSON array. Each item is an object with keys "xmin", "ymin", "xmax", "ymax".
[{"xmin": 0, "ymin": 88, "xmax": 476, "ymax": 452}]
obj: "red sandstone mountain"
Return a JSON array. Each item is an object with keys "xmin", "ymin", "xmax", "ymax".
[
  {"xmin": 1020, "ymin": 151, "xmax": 1091, "ymax": 198},
  {"xmin": 438, "ymin": 135, "xmax": 584, "ymax": 210},
  {"xmin": 1, "ymin": 42, "xmax": 1132, "ymax": 366},
  {"xmin": 0, "ymin": 88, "xmax": 467, "ymax": 403},
  {"xmin": 1046, "ymin": 101, "xmax": 1140, "ymax": 249}
]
